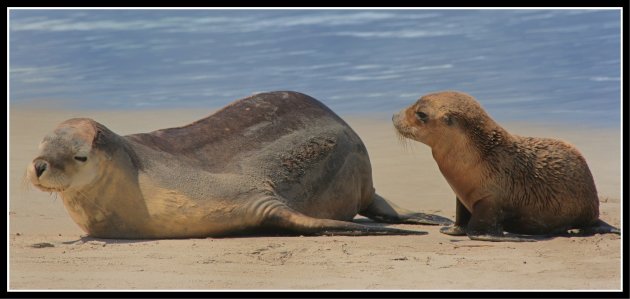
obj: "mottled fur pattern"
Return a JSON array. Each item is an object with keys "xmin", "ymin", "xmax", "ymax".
[{"xmin": 280, "ymin": 135, "xmax": 337, "ymax": 181}]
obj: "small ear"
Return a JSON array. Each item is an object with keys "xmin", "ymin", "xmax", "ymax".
[
  {"xmin": 92, "ymin": 128, "xmax": 116, "ymax": 157},
  {"xmin": 443, "ymin": 114, "xmax": 454, "ymax": 126}
]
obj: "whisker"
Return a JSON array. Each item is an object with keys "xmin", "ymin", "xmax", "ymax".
[
  {"xmin": 46, "ymin": 173, "xmax": 68, "ymax": 202},
  {"xmin": 393, "ymin": 127, "xmax": 412, "ymax": 153}
]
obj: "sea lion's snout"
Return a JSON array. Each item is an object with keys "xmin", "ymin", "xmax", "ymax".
[
  {"xmin": 392, "ymin": 109, "xmax": 419, "ymax": 142},
  {"xmin": 27, "ymin": 156, "xmax": 63, "ymax": 192},
  {"xmin": 33, "ymin": 159, "xmax": 48, "ymax": 178},
  {"xmin": 391, "ymin": 111, "xmax": 403, "ymax": 128},
  {"xmin": 393, "ymin": 98, "xmax": 446, "ymax": 147}
]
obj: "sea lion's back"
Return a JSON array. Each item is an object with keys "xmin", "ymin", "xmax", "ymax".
[{"xmin": 125, "ymin": 91, "xmax": 353, "ymax": 170}]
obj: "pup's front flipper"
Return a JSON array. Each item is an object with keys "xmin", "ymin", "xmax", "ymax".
[{"xmin": 465, "ymin": 199, "xmax": 537, "ymax": 242}]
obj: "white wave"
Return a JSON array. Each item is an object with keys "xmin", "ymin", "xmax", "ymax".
[
  {"xmin": 10, "ymin": 12, "xmax": 399, "ymax": 33},
  {"xmin": 338, "ymin": 74, "xmax": 402, "ymax": 81},
  {"xmin": 590, "ymin": 76, "xmax": 620, "ymax": 82},
  {"xmin": 179, "ymin": 59, "xmax": 216, "ymax": 65},
  {"xmin": 10, "ymin": 65, "xmax": 77, "ymax": 85},
  {"xmin": 11, "ymin": 18, "xmax": 166, "ymax": 32},
  {"xmin": 334, "ymin": 29, "xmax": 459, "ymax": 39},
  {"xmin": 525, "ymin": 25, "xmax": 592, "ymax": 34},
  {"xmin": 89, "ymin": 41, "xmax": 145, "ymax": 51},
  {"xmin": 365, "ymin": 93, "xmax": 387, "ymax": 97},
  {"xmin": 416, "ymin": 64, "xmax": 453, "ymax": 70},
  {"xmin": 353, "ymin": 64, "xmax": 382, "ymax": 70},
  {"xmin": 516, "ymin": 12, "xmax": 561, "ymax": 21},
  {"xmin": 287, "ymin": 50, "xmax": 317, "ymax": 56},
  {"xmin": 254, "ymin": 12, "xmax": 395, "ymax": 27},
  {"xmin": 187, "ymin": 74, "xmax": 226, "ymax": 81}
]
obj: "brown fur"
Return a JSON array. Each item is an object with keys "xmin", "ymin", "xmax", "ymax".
[{"xmin": 393, "ymin": 91, "xmax": 612, "ymax": 240}]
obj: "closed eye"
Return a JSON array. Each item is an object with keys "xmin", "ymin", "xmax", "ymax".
[
  {"xmin": 74, "ymin": 156, "xmax": 87, "ymax": 162},
  {"xmin": 415, "ymin": 111, "xmax": 428, "ymax": 123}
]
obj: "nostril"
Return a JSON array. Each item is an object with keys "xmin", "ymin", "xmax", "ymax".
[
  {"xmin": 34, "ymin": 161, "xmax": 48, "ymax": 178},
  {"xmin": 392, "ymin": 113, "xmax": 399, "ymax": 122}
]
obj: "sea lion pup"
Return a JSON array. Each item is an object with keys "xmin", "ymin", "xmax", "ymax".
[
  {"xmin": 26, "ymin": 91, "xmax": 451, "ymax": 239},
  {"xmin": 392, "ymin": 91, "xmax": 620, "ymax": 242}
]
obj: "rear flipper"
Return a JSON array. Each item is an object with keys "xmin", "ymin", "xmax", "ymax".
[
  {"xmin": 359, "ymin": 193, "xmax": 453, "ymax": 225},
  {"xmin": 566, "ymin": 219, "xmax": 621, "ymax": 236},
  {"xmin": 441, "ymin": 225, "xmax": 543, "ymax": 242},
  {"xmin": 473, "ymin": 219, "xmax": 621, "ymax": 241},
  {"xmin": 460, "ymin": 199, "xmax": 541, "ymax": 242},
  {"xmin": 467, "ymin": 233, "xmax": 543, "ymax": 242},
  {"xmin": 265, "ymin": 204, "xmax": 427, "ymax": 236}
]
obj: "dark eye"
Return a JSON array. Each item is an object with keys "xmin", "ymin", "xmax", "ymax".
[
  {"xmin": 415, "ymin": 111, "xmax": 428, "ymax": 123},
  {"xmin": 74, "ymin": 156, "xmax": 87, "ymax": 162}
]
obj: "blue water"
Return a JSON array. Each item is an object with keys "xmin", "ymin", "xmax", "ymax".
[{"xmin": 9, "ymin": 9, "xmax": 621, "ymax": 126}]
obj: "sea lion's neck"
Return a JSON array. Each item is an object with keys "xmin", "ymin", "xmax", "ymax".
[
  {"xmin": 430, "ymin": 121, "xmax": 512, "ymax": 207},
  {"xmin": 431, "ymin": 138, "xmax": 483, "ymax": 182},
  {"xmin": 60, "ymin": 149, "xmax": 147, "ymax": 237},
  {"xmin": 431, "ymin": 142, "xmax": 484, "ymax": 210}
]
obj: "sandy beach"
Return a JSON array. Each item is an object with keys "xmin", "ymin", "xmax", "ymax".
[{"xmin": 8, "ymin": 107, "xmax": 621, "ymax": 291}]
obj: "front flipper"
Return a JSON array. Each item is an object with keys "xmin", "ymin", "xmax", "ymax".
[
  {"xmin": 359, "ymin": 193, "xmax": 453, "ymax": 226},
  {"xmin": 440, "ymin": 225, "xmax": 467, "ymax": 236},
  {"xmin": 464, "ymin": 199, "xmax": 537, "ymax": 242},
  {"xmin": 256, "ymin": 197, "xmax": 427, "ymax": 236},
  {"xmin": 440, "ymin": 197, "xmax": 470, "ymax": 236}
]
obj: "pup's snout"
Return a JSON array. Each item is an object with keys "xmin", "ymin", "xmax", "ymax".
[{"xmin": 392, "ymin": 113, "xmax": 397, "ymax": 122}]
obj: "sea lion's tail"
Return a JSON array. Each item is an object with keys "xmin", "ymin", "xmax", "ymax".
[
  {"xmin": 359, "ymin": 193, "xmax": 453, "ymax": 226},
  {"xmin": 263, "ymin": 202, "xmax": 427, "ymax": 236}
]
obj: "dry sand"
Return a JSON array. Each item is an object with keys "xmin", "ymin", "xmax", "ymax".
[{"xmin": 8, "ymin": 107, "xmax": 622, "ymax": 291}]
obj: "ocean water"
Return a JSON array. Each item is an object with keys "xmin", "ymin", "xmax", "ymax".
[{"xmin": 9, "ymin": 9, "xmax": 621, "ymax": 127}]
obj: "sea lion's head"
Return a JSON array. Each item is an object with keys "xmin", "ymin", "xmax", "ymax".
[
  {"xmin": 392, "ymin": 91, "xmax": 491, "ymax": 148},
  {"xmin": 27, "ymin": 118, "xmax": 118, "ymax": 193}
]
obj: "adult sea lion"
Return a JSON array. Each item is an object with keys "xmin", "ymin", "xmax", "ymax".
[
  {"xmin": 27, "ymin": 91, "xmax": 450, "ymax": 239},
  {"xmin": 392, "ymin": 91, "xmax": 620, "ymax": 242}
]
